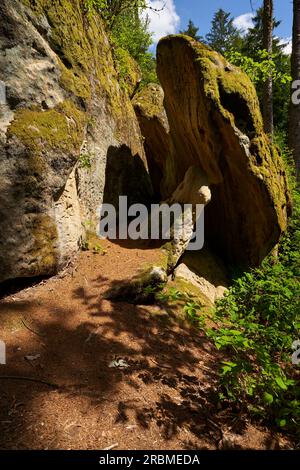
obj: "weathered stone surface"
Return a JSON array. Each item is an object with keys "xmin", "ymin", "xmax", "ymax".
[
  {"xmin": 174, "ymin": 250, "xmax": 229, "ymax": 305},
  {"xmin": 163, "ymin": 166, "xmax": 211, "ymax": 272},
  {"xmin": 151, "ymin": 35, "xmax": 291, "ymax": 268},
  {"xmin": 0, "ymin": 0, "xmax": 152, "ymax": 283},
  {"xmin": 168, "ymin": 166, "xmax": 211, "ymax": 206},
  {"xmin": 133, "ymin": 84, "xmax": 170, "ymax": 199}
]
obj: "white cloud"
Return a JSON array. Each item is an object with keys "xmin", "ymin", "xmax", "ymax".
[
  {"xmin": 144, "ymin": 0, "xmax": 180, "ymax": 44},
  {"xmin": 233, "ymin": 13, "xmax": 254, "ymax": 35},
  {"xmin": 278, "ymin": 37, "xmax": 292, "ymax": 55}
]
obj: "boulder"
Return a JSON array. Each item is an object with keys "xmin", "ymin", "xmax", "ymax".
[
  {"xmin": 148, "ymin": 35, "xmax": 291, "ymax": 268},
  {"xmin": 104, "ymin": 266, "xmax": 168, "ymax": 304},
  {"xmin": 0, "ymin": 0, "xmax": 152, "ymax": 283},
  {"xmin": 133, "ymin": 83, "xmax": 170, "ymax": 199},
  {"xmin": 174, "ymin": 249, "xmax": 229, "ymax": 305},
  {"xmin": 163, "ymin": 166, "xmax": 211, "ymax": 272}
]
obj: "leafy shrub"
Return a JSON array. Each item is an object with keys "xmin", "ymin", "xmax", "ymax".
[
  {"xmin": 79, "ymin": 152, "xmax": 93, "ymax": 169},
  {"xmin": 111, "ymin": 9, "xmax": 157, "ymax": 88},
  {"xmin": 84, "ymin": 0, "xmax": 157, "ymax": 88},
  {"xmin": 205, "ymin": 175, "xmax": 300, "ymax": 434},
  {"xmin": 157, "ymin": 288, "xmax": 205, "ymax": 327},
  {"xmin": 225, "ymin": 49, "xmax": 291, "ymax": 86},
  {"xmin": 84, "ymin": 0, "xmax": 147, "ymax": 29}
]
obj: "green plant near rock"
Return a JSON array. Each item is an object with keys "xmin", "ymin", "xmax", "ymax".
[
  {"xmin": 156, "ymin": 287, "xmax": 184, "ymax": 303},
  {"xmin": 84, "ymin": 0, "xmax": 157, "ymax": 89},
  {"xmin": 92, "ymin": 243, "xmax": 107, "ymax": 255},
  {"xmin": 79, "ymin": 152, "xmax": 93, "ymax": 169},
  {"xmin": 83, "ymin": 0, "xmax": 147, "ymax": 29},
  {"xmin": 203, "ymin": 176, "xmax": 300, "ymax": 435},
  {"xmin": 183, "ymin": 300, "xmax": 204, "ymax": 327},
  {"xmin": 153, "ymin": 142, "xmax": 299, "ymax": 436},
  {"xmin": 157, "ymin": 287, "xmax": 206, "ymax": 328},
  {"xmin": 225, "ymin": 49, "xmax": 292, "ymax": 86}
]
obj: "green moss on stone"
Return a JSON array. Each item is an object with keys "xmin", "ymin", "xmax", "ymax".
[
  {"xmin": 20, "ymin": 0, "xmax": 139, "ymax": 139},
  {"xmin": 158, "ymin": 34, "xmax": 291, "ymax": 237},
  {"xmin": 30, "ymin": 214, "xmax": 58, "ymax": 275},
  {"xmin": 133, "ymin": 83, "xmax": 165, "ymax": 118},
  {"xmin": 8, "ymin": 100, "xmax": 85, "ymax": 154}
]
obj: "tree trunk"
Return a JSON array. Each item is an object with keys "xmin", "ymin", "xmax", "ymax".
[
  {"xmin": 289, "ymin": 0, "xmax": 300, "ymax": 179},
  {"xmin": 262, "ymin": 0, "xmax": 274, "ymax": 136}
]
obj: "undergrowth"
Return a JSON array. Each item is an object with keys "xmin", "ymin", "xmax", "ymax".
[
  {"xmin": 206, "ymin": 160, "xmax": 299, "ymax": 435},
  {"xmin": 159, "ymin": 146, "xmax": 299, "ymax": 438}
]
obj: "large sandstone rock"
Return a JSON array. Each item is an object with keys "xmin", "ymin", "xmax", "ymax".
[
  {"xmin": 164, "ymin": 166, "xmax": 211, "ymax": 272},
  {"xmin": 150, "ymin": 35, "xmax": 290, "ymax": 268},
  {"xmin": 174, "ymin": 250, "xmax": 229, "ymax": 305},
  {"xmin": 0, "ymin": 0, "xmax": 152, "ymax": 283},
  {"xmin": 133, "ymin": 83, "xmax": 170, "ymax": 199}
]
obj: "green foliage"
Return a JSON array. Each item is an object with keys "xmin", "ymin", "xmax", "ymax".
[
  {"xmin": 241, "ymin": 7, "xmax": 283, "ymax": 60},
  {"xmin": 204, "ymin": 152, "xmax": 300, "ymax": 434},
  {"xmin": 157, "ymin": 287, "xmax": 184, "ymax": 302},
  {"xmin": 183, "ymin": 300, "xmax": 204, "ymax": 326},
  {"xmin": 205, "ymin": 9, "xmax": 242, "ymax": 55},
  {"xmin": 79, "ymin": 152, "xmax": 93, "ymax": 169},
  {"xmin": 226, "ymin": 49, "xmax": 291, "ymax": 86},
  {"xmin": 112, "ymin": 46, "xmax": 134, "ymax": 90},
  {"xmin": 139, "ymin": 54, "xmax": 158, "ymax": 87},
  {"xmin": 93, "ymin": 243, "xmax": 107, "ymax": 255},
  {"xmin": 111, "ymin": 9, "xmax": 157, "ymax": 87},
  {"xmin": 238, "ymin": 7, "xmax": 291, "ymax": 133},
  {"xmin": 157, "ymin": 288, "xmax": 205, "ymax": 327},
  {"xmin": 180, "ymin": 19, "xmax": 202, "ymax": 41},
  {"xmin": 81, "ymin": 238, "xmax": 107, "ymax": 255},
  {"xmin": 84, "ymin": 0, "xmax": 146, "ymax": 29},
  {"xmin": 84, "ymin": 0, "xmax": 157, "ymax": 88}
]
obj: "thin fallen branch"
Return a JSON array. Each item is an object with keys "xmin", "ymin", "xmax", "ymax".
[
  {"xmin": 150, "ymin": 358, "xmax": 173, "ymax": 369},
  {"xmin": 0, "ymin": 376, "xmax": 57, "ymax": 388},
  {"xmin": 103, "ymin": 443, "xmax": 119, "ymax": 451},
  {"xmin": 22, "ymin": 318, "xmax": 45, "ymax": 338}
]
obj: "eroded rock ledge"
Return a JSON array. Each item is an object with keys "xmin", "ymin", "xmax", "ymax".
[
  {"xmin": 0, "ymin": 0, "xmax": 152, "ymax": 283},
  {"xmin": 135, "ymin": 35, "xmax": 291, "ymax": 269}
]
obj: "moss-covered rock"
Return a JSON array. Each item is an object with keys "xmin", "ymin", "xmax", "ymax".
[
  {"xmin": 8, "ymin": 101, "xmax": 85, "ymax": 155},
  {"xmin": 0, "ymin": 0, "xmax": 151, "ymax": 283},
  {"xmin": 155, "ymin": 35, "xmax": 291, "ymax": 268},
  {"xmin": 113, "ymin": 46, "xmax": 142, "ymax": 97}
]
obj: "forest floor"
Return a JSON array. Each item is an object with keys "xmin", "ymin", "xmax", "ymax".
[{"xmin": 0, "ymin": 240, "xmax": 295, "ymax": 450}]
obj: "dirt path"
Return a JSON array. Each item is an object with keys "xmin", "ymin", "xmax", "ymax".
[{"xmin": 0, "ymin": 240, "xmax": 294, "ymax": 450}]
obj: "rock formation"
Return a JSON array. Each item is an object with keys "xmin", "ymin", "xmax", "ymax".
[
  {"xmin": 133, "ymin": 84, "xmax": 170, "ymax": 199},
  {"xmin": 164, "ymin": 166, "xmax": 211, "ymax": 272},
  {"xmin": 174, "ymin": 250, "xmax": 229, "ymax": 305},
  {"xmin": 0, "ymin": 6, "xmax": 292, "ymax": 290},
  {"xmin": 0, "ymin": 0, "xmax": 152, "ymax": 283},
  {"xmin": 135, "ymin": 35, "xmax": 291, "ymax": 269}
]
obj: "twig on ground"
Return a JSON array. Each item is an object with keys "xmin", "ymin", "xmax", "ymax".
[
  {"xmin": 102, "ymin": 443, "xmax": 119, "ymax": 450},
  {"xmin": 149, "ymin": 358, "xmax": 173, "ymax": 369},
  {"xmin": 22, "ymin": 318, "xmax": 45, "ymax": 338},
  {"xmin": 0, "ymin": 376, "xmax": 57, "ymax": 388}
]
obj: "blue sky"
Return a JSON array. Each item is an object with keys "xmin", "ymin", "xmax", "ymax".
[{"xmin": 146, "ymin": 0, "xmax": 293, "ymax": 51}]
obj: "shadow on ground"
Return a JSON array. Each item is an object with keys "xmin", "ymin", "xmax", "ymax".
[{"xmin": 0, "ymin": 247, "xmax": 292, "ymax": 450}]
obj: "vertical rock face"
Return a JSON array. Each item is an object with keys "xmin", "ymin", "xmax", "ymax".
[
  {"xmin": 133, "ymin": 84, "xmax": 170, "ymax": 199},
  {"xmin": 0, "ymin": 0, "xmax": 152, "ymax": 283},
  {"xmin": 139, "ymin": 35, "xmax": 290, "ymax": 268}
]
